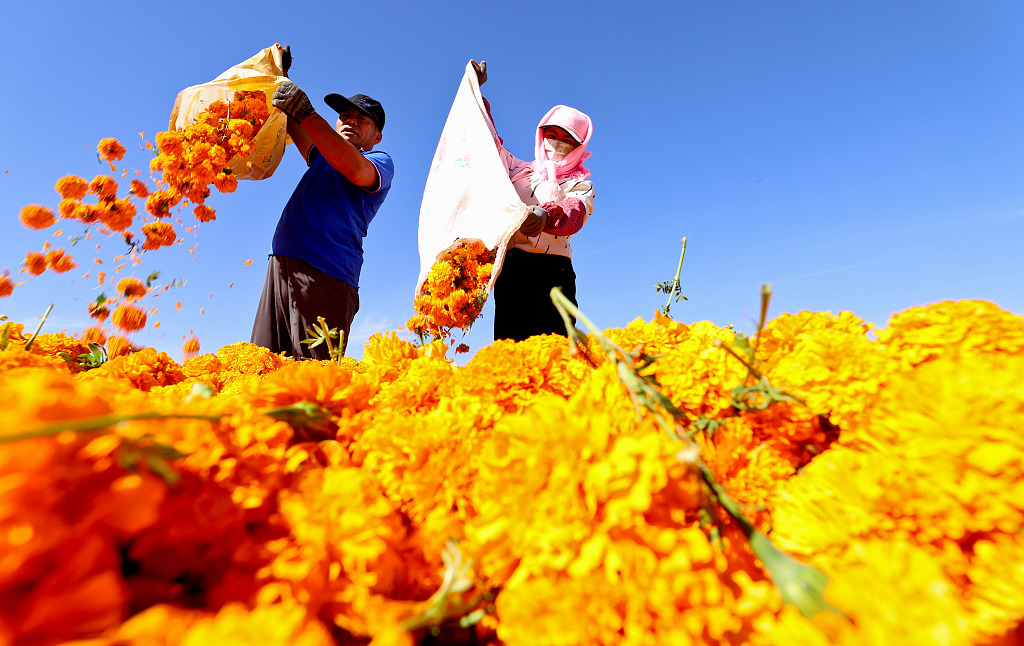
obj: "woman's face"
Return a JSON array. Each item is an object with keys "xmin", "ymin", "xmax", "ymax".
[{"xmin": 540, "ymin": 126, "xmax": 579, "ymax": 148}]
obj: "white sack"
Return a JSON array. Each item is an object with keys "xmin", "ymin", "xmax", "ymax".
[{"xmin": 415, "ymin": 62, "xmax": 529, "ymax": 296}]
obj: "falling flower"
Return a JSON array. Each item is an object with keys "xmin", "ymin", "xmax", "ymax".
[
  {"xmin": 111, "ymin": 303, "xmax": 147, "ymax": 332},
  {"xmin": 97, "ymin": 137, "xmax": 127, "ymax": 162},
  {"xmin": 19, "ymin": 205, "xmax": 56, "ymax": 230}
]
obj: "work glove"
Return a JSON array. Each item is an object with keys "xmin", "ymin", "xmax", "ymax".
[
  {"xmin": 519, "ymin": 205, "xmax": 548, "ymax": 236},
  {"xmin": 272, "ymin": 80, "xmax": 315, "ymax": 123},
  {"xmin": 471, "ymin": 59, "xmax": 487, "ymax": 85}
]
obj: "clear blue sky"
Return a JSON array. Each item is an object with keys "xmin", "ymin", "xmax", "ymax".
[{"xmin": 2, "ymin": 1, "xmax": 1023, "ymax": 362}]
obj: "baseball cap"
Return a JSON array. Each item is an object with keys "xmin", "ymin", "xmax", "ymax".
[{"xmin": 324, "ymin": 93, "xmax": 385, "ymax": 131}]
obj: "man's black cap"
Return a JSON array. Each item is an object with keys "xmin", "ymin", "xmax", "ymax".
[{"xmin": 324, "ymin": 93, "xmax": 385, "ymax": 131}]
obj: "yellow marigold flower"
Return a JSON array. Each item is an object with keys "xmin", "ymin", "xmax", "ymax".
[
  {"xmin": 112, "ymin": 303, "xmax": 147, "ymax": 332},
  {"xmin": 55, "ymin": 175, "xmax": 89, "ymax": 200},
  {"xmin": 141, "ymin": 221, "xmax": 177, "ymax": 251},
  {"xmin": 216, "ymin": 341, "xmax": 287, "ymax": 375},
  {"xmin": 97, "ymin": 137, "xmax": 126, "ymax": 162},
  {"xmin": 155, "ymin": 130, "xmax": 184, "ymax": 156},
  {"xmin": 117, "ymin": 276, "xmax": 148, "ymax": 301},
  {"xmin": 87, "ymin": 174, "xmax": 118, "ymax": 200},
  {"xmin": 19, "ymin": 204, "xmax": 56, "ymax": 230}
]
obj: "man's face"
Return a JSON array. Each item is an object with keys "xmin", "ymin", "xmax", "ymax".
[
  {"xmin": 540, "ymin": 126, "xmax": 579, "ymax": 148},
  {"xmin": 335, "ymin": 109, "xmax": 382, "ymax": 150}
]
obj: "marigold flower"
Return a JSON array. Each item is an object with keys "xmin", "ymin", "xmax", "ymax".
[
  {"xmin": 144, "ymin": 190, "xmax": 178, "ymax": 218},
  {"xmin": 55, "ymin": 175, "xmax": 89, "ymax": 200},
  {"xmin": 97, "ymin": 137, "xmax": 127, "ymax": 162},
  {"xmin": 0, "ymin": 270, "xmax": 13, "ymax": 298},
  {"xmin": 23, "ymin": 251, "xmax": 47, "ymax": 275},
  {"xmin": 193, "ymin": 204, "xmax": 216, "ymax": 222},
  {"xmin": 111, "ymin": 303, "xmax": 147, "ymax": 332},
  {"xmin": 117, "ymin": 277, "xmax": 148, "ymax": 300},
  {"xmin": 182, "ymin": 336, "xmax": 200, "ymax": 360},
  {"xmin": 45, "ymin": 248, "xmax": 77, "ymax": 273},
  {"xmin": 88, "ymin": 175, "xmax": 118, "ymax": 200},
  {"xmin": 98, "ymin": 197, "xmax": 136, "ymax": 232},
  {"xmin": 80, "ymin": 325, "xmax": 106, "ymax": 345},
  {"xmin": 141, "ymin": 221, "xmax": 177, "ymax": 251},
  {"xmin": 129, "ymin": 178, "xmax": 150, "ymax": 198},
  {"xmin": 19, "ymin": 204, "xmax": 56, "ymax": 230}
]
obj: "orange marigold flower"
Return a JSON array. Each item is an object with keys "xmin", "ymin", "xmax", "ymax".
[
  {"xmin": 105, "ymin": 334, "xmax": 136, "ymax": 357},
  {"xmin": 117, "ymin": 277, "xmax": 148, "ymax": 300},
  {"xmin": 97, "ymin": 137, "xmax": 127, "ymax": 162},
  {"xmin": 58, "ymin": 198, "xmax": 80, "ymax": 220},
  {"xmin": 129, "ymin": 178, "xmax": 150, "ymax": 198},
  {"xmin": 99, "ymin": 197, "xmax": 136, "ymax": 232},
  {"xmin": 182, "ymin": 335, "xmax": 200, "ymax": 360},
  {"xmin": 112, "ymin": 303, "xmax": 147, "ymax": 332},
  {"xmin": 80, "ymin": 325, "xmax": 106, "ymax": 345},
  {"xmin": 23, "ymin": 251, "xmax": 47, "ymax": 275},
  {"xmin": 213, "ymin": 172, "xmax": 237, "ymax": 194},
  {"xmin": 193, "ymin": 204, "xmax": 216, "ymax": 222},
  {"xmin": 145, "ymin": 190, "xmax": 178, "ymax": 218},
  {"xmin": 88, "ymin": 175, "xmax": 118, "ymax": 200},
  {"xmin": 45, "ymin": 248, "xmax": 77, "ymax": 273},
  {"xmin": 19, "ymin": 204, "xmax": 56, "ymax": 230},
  {"xmin": 88, "ymin": 301, "xmax": 109, "ymax": 322},
  {"xmin": 141, "ymin": 221, "xmax": 177, "ymax": 251},
  {"xmin": 55, "ymin": 175, "xmax": 89, "ymax": 200},
  {"xmin": 0, "ymin": 270, "xmax": 13, "ymax": 298}
]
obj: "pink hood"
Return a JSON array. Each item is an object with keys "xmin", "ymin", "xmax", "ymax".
[{"xmin": 531, "ymin": 104, "xmax": 593, "ymax": 185}]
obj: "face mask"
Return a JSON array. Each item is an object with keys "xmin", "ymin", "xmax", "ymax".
[{"xmin": 543, "ymin": 137, "xmax": 575, "ymax": 161}]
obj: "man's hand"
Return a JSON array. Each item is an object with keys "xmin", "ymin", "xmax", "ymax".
[
  {"xmin": 279, "ymin": 43, "xmax": 292, "ymax": 76},
  {"xmin": 273, "ymin": 80, "xmax": 315, "ymax": 123},
  {"xmin": 520, "ymin": 205, "xmax": 548, "ymax": 236},
  {"xmin": 471, "ymin": 59, "xmax": 487, "ymax": 85}
]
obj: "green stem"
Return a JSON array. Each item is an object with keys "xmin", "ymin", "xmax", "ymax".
[
  {"xmin": 23, "ymin": 303, "xmax": 53, "ymax": 352},
  {"xmin": 665, "ymin": 237, "xmax": 687, "ymax": 312},
  {"xmin": 747, "ymin": 283, "xmax": 772, "ymax": 384},
  {"xmin": 2, "ymin": 412, "xmax": 222, "ymax": 443}
]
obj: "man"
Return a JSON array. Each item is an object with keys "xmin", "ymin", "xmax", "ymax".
[{"xmin": 251, "ymin": 75, "xmax": 393, "ymax": 359}]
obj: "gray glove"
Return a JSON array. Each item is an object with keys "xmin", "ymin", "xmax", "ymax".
[
  {"xmin": 272, "ymin": 80, "xmax": 314, "ymax": 122},
  {"xmin": 520, "ymin": 205, "xmax": 548, "ymax": 236}
]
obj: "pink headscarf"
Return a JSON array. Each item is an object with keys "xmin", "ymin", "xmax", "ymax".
[{"xmin": 530, "ymin": 105, "xmax": 592, "ymax": 186}]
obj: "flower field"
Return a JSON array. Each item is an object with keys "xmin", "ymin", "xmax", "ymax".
[{"xmin": 1, "ymin": 297, "xmax": 1022, "ymax": 645}]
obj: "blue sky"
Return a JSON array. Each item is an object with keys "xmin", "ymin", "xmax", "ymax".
[{"xmin": 2, "ymin": 1, "xmax": 1022, "ymax": 362}]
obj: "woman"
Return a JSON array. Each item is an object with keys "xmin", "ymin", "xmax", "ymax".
[{"xmin": 473, "ymin": 60, "xmax": 596, "ymax": 342}]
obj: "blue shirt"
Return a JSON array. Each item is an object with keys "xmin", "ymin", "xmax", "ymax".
[{"xmin": 272, "ymin": 146, "xmax": 393, "ymax": 289}]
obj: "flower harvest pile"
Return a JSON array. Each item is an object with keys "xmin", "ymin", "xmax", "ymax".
[
  {"xmin": 407, "ymin": 239, "xmax": 496, "ymax": 346},
  {"xmin": 2, "ymin": 297, "xmax": 1022, "ymax": 645},
  {"xmin": 6, "ymin": 89, "xmax": 272, "ymax": 356}
]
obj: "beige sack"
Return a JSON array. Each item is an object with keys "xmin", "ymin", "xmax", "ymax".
[
  {"xmin": 416, "ymin": 62, "xmax": 529, "ymax": 296},
  {"xmin": 168, "ymin": 45, "xmax": 290, "ymax": 181}
]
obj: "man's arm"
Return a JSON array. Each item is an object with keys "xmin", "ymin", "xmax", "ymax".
[
  {"xmin": 273, "ymin": 81, "xmax": 380, "ymax": 188},
  {"xmin": 296, "ymin": 113, "xmax": 380, "ymax": 188}
]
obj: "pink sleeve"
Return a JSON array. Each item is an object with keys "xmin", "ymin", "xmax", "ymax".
[{"xmin": 542, "ymin": 197, "xmax": 588, "ymax": 236}]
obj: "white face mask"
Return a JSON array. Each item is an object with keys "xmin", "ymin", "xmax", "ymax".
[{"xmin": 543, "ymin": 137, "xmax": 575, "ymax": 161}]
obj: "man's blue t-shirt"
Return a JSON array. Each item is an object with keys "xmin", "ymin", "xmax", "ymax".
[{"xmin": 272, "ymin": 146, "xmax": 394, "ymax": 289}]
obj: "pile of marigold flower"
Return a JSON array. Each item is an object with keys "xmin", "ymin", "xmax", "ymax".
[
  {"xmin": 1, "ymin": 298, "xmax": 1023, "ymax": 645},
  {"xmin": 407, "ymin": 239, "xmax": 497, "ymax": 346},
  {"xmin": 5, "ymin": 89, "xmax": 273, "ymax": 357}
]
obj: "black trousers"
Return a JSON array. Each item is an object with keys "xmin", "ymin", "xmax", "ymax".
[
  {"xmin": 251, "ymin": 254, "xmax": 359, "ymax": 359},
  {"xmin": 493, "ymin": 248, "xmax": 577, "ymax": 342}
]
